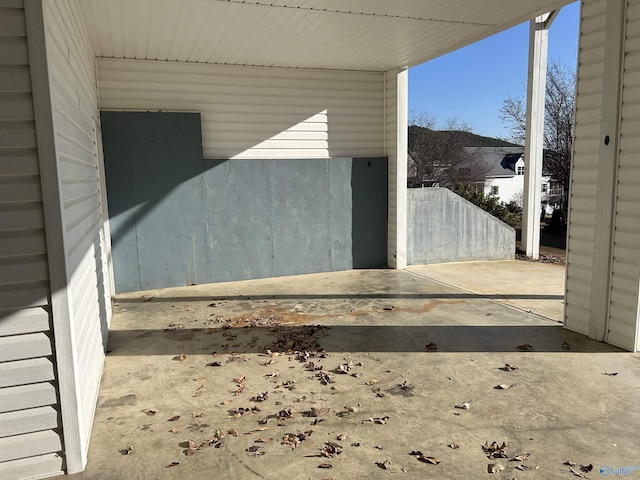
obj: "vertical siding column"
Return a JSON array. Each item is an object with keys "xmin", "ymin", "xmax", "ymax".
[
  {"xmin": 588, "ymin": 0, "xmax": 625, "ymax": 343},
  {"xmin": 385, "ymin": 67, "xmax": 408, "ymax": 269},
  {"xmin": 23, "ymin": 0, "xmax": 84, "ymax": 473}
]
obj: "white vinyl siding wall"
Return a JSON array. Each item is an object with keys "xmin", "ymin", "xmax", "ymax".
[
  {"xmin": 609, "ymin": 0, "xmax": 640, "ymax": 350},
  {"xmin": 0, "ymin": 1, "xmax": 64, "ymax": 479},
  {"xmin": 43, "ymin": 0, "xmax": 111, "ymax": 471},
  {"xmin": 97, "ymin": 58, "xmax": 385, "ymax": 160},
  {"xmin": 565, "ymin": 0, "xmax": 605, "ymax": 336}
]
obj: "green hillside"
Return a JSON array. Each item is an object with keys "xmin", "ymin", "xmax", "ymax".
[{"xmin": 408, "ymin": 125, "xmax": 521, "ymax": 148}]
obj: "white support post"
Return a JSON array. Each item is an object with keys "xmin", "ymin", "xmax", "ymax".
[
  {"xmin": 385, "ymin": 68, "xmax": 408, "ymax": 269},
  {"xmin": 522, "ymin": 14, "xmax": 551, "ymax": 259}
]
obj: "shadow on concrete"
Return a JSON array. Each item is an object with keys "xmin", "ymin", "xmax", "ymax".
[
  {"xmin": 115, "ymin": 293, "xmax": 565, "ymax": 302},
  {"xmin": 106, "ymin": 324, "xmax": 622, "ymax": 356}
]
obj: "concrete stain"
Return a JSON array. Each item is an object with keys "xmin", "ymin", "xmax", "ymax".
[{"xmin": 100, "ymin": 394, "xmax": 137, "ymax": 408}]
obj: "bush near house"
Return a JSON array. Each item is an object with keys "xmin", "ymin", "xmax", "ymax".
[{"xmin": 456, "ymin": 184, "xmax": 519, "ymax": 227}]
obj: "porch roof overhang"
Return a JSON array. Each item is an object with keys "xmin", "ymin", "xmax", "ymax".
[{"xmin": 79, "ymin": 0, "xmax": 573, "ymax": 71}]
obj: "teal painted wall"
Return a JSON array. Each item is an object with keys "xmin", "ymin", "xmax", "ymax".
[{"xmin": 102, "ymin": 111, "xmax": 387, "ymax": 292}]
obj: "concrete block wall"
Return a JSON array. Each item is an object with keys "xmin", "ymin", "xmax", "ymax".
[{"xmin": 408, "ymin": 187, "xmax": 515, "ymax": 265}]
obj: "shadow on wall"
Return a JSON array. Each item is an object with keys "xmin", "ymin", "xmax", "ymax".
[{"xmin": 101, "ymin": 112, "xmax": 388, "ymax": 293}]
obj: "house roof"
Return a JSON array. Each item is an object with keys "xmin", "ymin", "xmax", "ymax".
[
  {"xmin": 79, "ymin": 0, "xmax": 573, "ymax": 71},
  {"xmin": 464, "ymin": 146, "xmax": 524, "ymax": 178}
]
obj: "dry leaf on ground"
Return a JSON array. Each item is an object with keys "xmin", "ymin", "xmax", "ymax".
[
  {"xmin": 164, "ymin": 461, "xmax": 180, "ymax": 468},
  {"xmin": 425, "ymin": 342, "xmax": 438, "ymax": 351},
  {"xmin": 194, "ymin": 385, "xmax": 204, "ymax": 397},
  {"xmin": 488, "ymin": 462, "xmax": 504, "ymax": 473},
  {"xmin": 417, "ymin": 455, "xmax": 440, "ymax": 465},
  {"xmin": 516, "ymin": 344, "xmax": 533, "ymax": 351},
  {"xmin": 318, "ymin": 463, "xmax": 333, "ymax": 469},
  {"xmin": 569, "ymin": 467, "xmax": 586, "ymax": 478},
  {"xmin": 251, "ymin": 392, "xmax": 269, "ymax": 402},
  {"xmin": 448, "ymin": 443, "xmax": 460, "ymax": 449},
  {"xmin": 245, "ymin": 445, "xmax": 264, "ymax": 456},
  {"xmin": 168, "ymin": 415, "xmax": 180, "ymax": 422},
  {"xmin": 321, "ymin": 442, "xmax": 343, "ymax": 458},
  {"xmin": 119, "ymin": 445, "xmax": 133, "ymax": 455},
  {"xmin": 455, "ymin": 401, "xmax": 471, "ymax": 410},
  {"xmin": 376, "ymin": 460, "xmax": 392, "ymax": 470},
  {"xmin": 494, "ymin": 384, "xmax": 515, "ymax": 390},
  {"xmin": 500, "ymin": 364, "xmax": 519, "ymax": 371},
  {"xmin": 482, "ymin": 441, "xmax": 508, "ymax": 459}
]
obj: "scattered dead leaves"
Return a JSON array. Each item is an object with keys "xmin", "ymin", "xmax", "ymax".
[
  {"xmin": 482, "ymin": 441, "xmax": 508, "ymax": 459},
  {"xmin": 194, "ymin": 385, "xmax": 204, "ymax": 397},
  {"xmin": 494, "ymin": 384, "xmax": 515, "ymax": 390},
  {"xmin": 245, "ymin": 445, "xmax": 264, "ymax": 456},
  {"xmin": 206, "ymin": 361, "xmax": 223, "ymax": 367},
  {"xmin": 251, "ymin": 392, "xmax": 269, "ymax": 402},
  {"xmin": 364, "ymin": 416, "xmax": 389, "ymax": 425},
  {"xmin": 335, "ymin": 361, "xmax": 353, "ymax": 374},
  {"xmin": 304, "ymin": 406, "xmax": 330, "ymax": 417},
  {"xmin": 376, "ymin": 460, "xmax": 392, "ymax": 470},
  {"xmin": 143, "ymin": 409, "xmax": 157, "ymax": 416},
  {"xmin": 172, "ymin": 353, "xmax": 187, "ymax": 362},
  {"xmin": 455, "ymin": 401, "xmax": 471, "ymax": 410},
  {"xmin": 513, "ymin": 453, "xmax": 530, "ymax": 461},
  {"xmin": 167, "ymin": 415, "xmax": 180, "ymax": 422},
  {"xmin": 418, "ymin": 456, "xmax": 440, "ymax": 465},
  {"xmin": 318, "ymin": 463, "xmax": 333, "ymax": 469},
  {"xmin": 316, "ymin": 371, "xmax": 334, "ymax": 385},
  {"xmin": 488, "ymin": 462, "xmax": 504, "ymax": 473},
  {"xmin": 500, "ymin": 364, "xmax": 519, "ymax": 371},
  {"xmin": 164, "ymin": 461, "xmax": 180, "ymax": 468},
  {"xmin": 320, "ymin": 442, "xmax": 342, "ymax": 458},
  {"xmin": 448, "ymin": 443, "xmax": 460, "ymax": 449},
  {"xmin": 283, "ymin": 430, "xmax": 313, "ymax": 449},
  {"xmin": 118, "ymin": 445, "xmax": 133, "ymax": 455},
  {"xmin": 372, "ymin": 387, "xmax": 385, "ymax": 398},
  {"xmin": 409, "ymin": 451, "xmax": 440, "ymax": 465},
  {"xmin": 229, "ymin": 406, "xmax": 261, "ymax": 419}
]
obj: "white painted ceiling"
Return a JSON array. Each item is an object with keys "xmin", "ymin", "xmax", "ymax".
[{"xmin": 79, "ymin": 0, "xmax": 573, "ymax": 71}]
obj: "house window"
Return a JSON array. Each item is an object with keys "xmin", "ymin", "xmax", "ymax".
[
  {"xmin": 490, "ymin": 185, "xmax": 499, "ymax": 195},
  {"xmin": 517, "ymin": 166, "xmax": 525, "ymax": 175},
  {"xmin": 541, "ymin": 183, "xmax": 548, "ymax": 193}
]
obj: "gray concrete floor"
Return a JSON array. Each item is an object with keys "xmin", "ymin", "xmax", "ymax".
[{"xmin": 61, "ymin": 262, "xmax": 640, "ymax": 480}]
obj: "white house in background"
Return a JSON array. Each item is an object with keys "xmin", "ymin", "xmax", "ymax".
[{"xmin": 466, "ymin": 147, "xmax": 560, "ymax": 211}]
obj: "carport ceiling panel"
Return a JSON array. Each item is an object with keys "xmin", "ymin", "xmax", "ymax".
[{"xmin": 79, "ymin": 0, "xmax": 573, "ymax": 71}]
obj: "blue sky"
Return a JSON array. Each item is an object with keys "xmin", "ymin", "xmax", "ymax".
[{"xmin": 408, "ymin": 1, "xmax": 580, "ymax": 140}]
